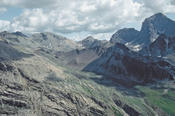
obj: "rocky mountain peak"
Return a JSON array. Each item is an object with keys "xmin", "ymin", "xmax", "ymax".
[
  {"xmin": 81, "ymin": 36, "xmax": 97, "ymax": 44},
  {"xmin": 110, "ymin": 28, "xmax": 139, "ymax": 44},
  {"xmin": 139, "ymin": 13, "xmax": 175, "ymax": 43},
  {"xmin": 83, "ymin": 36, "xmax": 96, "ymax": 41},
  {"xmin": 144, "ymin": 13, "xmax": 167, "ymax": 22},
  {"xmin": 80, "ymin": 36, "xmax": 108, "ymax": 48},
  {"xmin": 110, "ymin": 13, "xmax": 175, "ymax": 51},
  {"xmin": 141, "ymin": 13, "xmax": 173, "ymax": 31}
]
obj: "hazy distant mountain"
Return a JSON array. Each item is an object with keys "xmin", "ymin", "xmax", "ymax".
[
  {"xmin": 0, "ymin": 31, "xmax": 27, "ymax": 43},
  {"xmin": 0, "ymin": 31, "xmax": 41, "ymax": 51},
  {"xmin": 31, "ymin": 32, "xmax": 82, "ymax": 52},
  {"xmin": 110, "ymin": 13, "xmax": 175, "ymax": 51},
  {"xmin": 80, "ymin": 36, "xmax": 109, "ymax": 48}
]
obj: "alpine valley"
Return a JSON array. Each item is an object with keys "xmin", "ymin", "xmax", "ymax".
[{"xmin": 0, "ymin": 13, "xmax": 175, "ymax": 116}]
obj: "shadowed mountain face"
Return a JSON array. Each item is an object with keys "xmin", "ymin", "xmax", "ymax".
[
  {"xmin": 110, "ymin": 13, "xmax": 175, "ymax": 51},
  {"xmin": 84, "ymin": 43, "xmax": 175, "ymax": 83},
  {"xmin": 139, "ymin": 34, "xmax": 175, "ymax": 59}
]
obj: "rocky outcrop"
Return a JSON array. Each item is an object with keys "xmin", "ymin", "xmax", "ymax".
[
  {"xmin": 113, "ymin": 96, "xmax": 140, "ymax": 116},
  {"xmin": 0, "ymin": 62, "xmax": 14, "ymax": 72},
  {"xmin": 0, "ymin": 98, "xmax": 29, "ymax": 108},
  {"xmin": 0, "ymin": 61, "xmax": 111, "ymax": 116}
]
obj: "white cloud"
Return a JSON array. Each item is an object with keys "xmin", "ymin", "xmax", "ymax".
[
  {"xmin": 2, "ymin": 0, "xmax": 142, "ymax": 34},
  {"xmin": 141, "ymin": 0, "xmax": 175, "ymax": 13},
  {"xmin": 0, "ymin": 20, "xmax": 10, "ymax": 31},
  {"xmin": 0, "ymin": 0, "xmax": 175, "ymax": 40},
  {"xmin": 11, "ymin": 9, "xmax": 48, "ymax": 32}
]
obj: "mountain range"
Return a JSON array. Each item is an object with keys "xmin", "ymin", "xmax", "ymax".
[{"xmin": 0, "ymin": 13, "xmax": 175, "ymax": 116}]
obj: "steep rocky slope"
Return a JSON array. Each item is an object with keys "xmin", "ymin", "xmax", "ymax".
[
  {"xmin": 140, "ymin": 34, "xmax": 175, "ymax": 57},
  {"xmin": 84, "ymin": 43, "xmax": 175, "ymax": 83},
  {"xmin": 54, "ymin": 46, "xmax": 106, "ymax": 70},
  {"xmin": 0, "ymin": 42, "xmax": 117, "ymax": 116}
]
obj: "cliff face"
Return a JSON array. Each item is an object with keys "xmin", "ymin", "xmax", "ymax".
[{"xmin": 84, "ymin": 43, "xmax": 175, "ymax": 83}]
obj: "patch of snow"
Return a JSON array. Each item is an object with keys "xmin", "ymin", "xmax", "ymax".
[{"xmin": 125, "ymin": 43, "xmax": 142, "ymax": 52}]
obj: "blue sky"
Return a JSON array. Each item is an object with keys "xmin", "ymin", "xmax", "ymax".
[
  {"xmin": 167, "ymin": 13, "xmax": 175, "ymax": 20},
  {"xmin": 0, "ymin": 0, "xmax": 175, "ymax": 40},
  {"xmin": 0, "ymin": 7, "xmax": 22, "ymax": 21}
]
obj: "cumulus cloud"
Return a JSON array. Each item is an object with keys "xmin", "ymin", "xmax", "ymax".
[
  {"xmin": 141, "ymin": 0, "xmax": 175, "ymax": 13},
  {"xmin": 0, "ymin": 20, "xmax": 10, "ymax": 31},
  {"xmin": 2, "ymin": 0, "xmax": 142, "ymax": 34},
  {"xmin": 0, "ymin": 0, "xmax": 175, "ymax": 40}
]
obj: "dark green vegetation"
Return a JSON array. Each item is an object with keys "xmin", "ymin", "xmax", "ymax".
[{"xmin": 137, "ymin": 82, "xmax": 175, "ymax": 116}]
